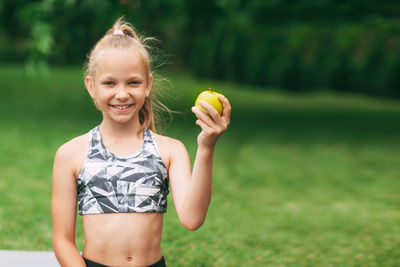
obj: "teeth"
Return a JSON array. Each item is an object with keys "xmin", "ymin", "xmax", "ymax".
[{"xmin": 113, "ymin": 104, "xmax": 132, "ymax": 110}]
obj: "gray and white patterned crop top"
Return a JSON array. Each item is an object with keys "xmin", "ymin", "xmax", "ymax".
[{"xmin": 77, "ymin": 126, "xmax": 169, "ymax": 215}]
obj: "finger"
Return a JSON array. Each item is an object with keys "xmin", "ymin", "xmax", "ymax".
[
  {"xmin": 198, "ymin": 100, "xmax": 224, "ymax": 125},
  {"xmin": 195, "ymin": 118, "xmax": 214, "ymax": 133},
  {"xmin": 191, "ymin": 106, "xmax": 215, "ymax": 128},
  {"xmin": 218, "ymin": 95, "xmax": 231, "ymax": 125}
]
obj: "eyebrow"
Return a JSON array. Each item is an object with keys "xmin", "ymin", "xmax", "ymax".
[
  {"xmin": 127, "ymin": 76, "xmax": 142, "ymax": 80},
  {"xmin": 99, "ymin": 74, "xmax": 143, "ymax": 80}
]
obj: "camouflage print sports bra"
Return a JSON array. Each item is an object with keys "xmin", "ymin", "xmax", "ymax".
[{"xmin": 76, "ymin": 126, "xmax": 169, "ymax": 215}]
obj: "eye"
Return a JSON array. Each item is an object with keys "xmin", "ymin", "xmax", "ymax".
[
  {"xmin": 128, "ymin": 80, "xmax": 141, "ymax": 85},
  {"xmin": 102, "ymin": 81, "xmax": 115, "ymax": 86}
]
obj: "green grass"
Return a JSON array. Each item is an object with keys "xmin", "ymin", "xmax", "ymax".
[{"xmin": 0, "ymin": 65, "xmax": 399, "ymax": 266}]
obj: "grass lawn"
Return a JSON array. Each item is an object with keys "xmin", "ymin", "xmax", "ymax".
[{"xmin": 0, "ymin": 65, "xmax": 399, "ymax": 266}]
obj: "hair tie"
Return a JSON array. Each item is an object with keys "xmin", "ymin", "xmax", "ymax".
[{"xmin": 113, "ymin": 29, "xmax": 124, "ymax": 35}]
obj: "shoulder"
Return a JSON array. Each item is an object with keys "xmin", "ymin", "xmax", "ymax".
[
  {"xmin": 54, "ymin": 133, "xmax": 90, "ymax": 176},
  {"xmin": 55, "ymin": 133, "xmax": 89, "ymax": 159},
  {"xmin": 153, "ymin": 133, "xmax": 186, "ymax": 154},
  {"xmin": 153, "ymin": 132, "xmax": 185, "ymax": 151},
  {"xmin": 152, "ymin": 132, "xmax": 188, "ymax": 167}
]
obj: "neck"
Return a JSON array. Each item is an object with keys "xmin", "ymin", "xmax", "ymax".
[{"xmin": 99, "ymin": 118, "xmax": 144, "ymax": 139}]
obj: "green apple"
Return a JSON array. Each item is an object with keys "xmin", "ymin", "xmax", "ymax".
[{"xmin": 195, "ymin": 89, "xmax": 224, "ymax": 115}]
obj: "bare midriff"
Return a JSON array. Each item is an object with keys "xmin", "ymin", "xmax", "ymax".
[{"xmin": 82, "ymin": 213, "xmax": 163, "ymax": 266}]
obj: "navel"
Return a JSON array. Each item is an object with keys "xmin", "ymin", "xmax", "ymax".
[{"xmin": 127, "ymin": 256, "xmax": 133, "ymax": 262}]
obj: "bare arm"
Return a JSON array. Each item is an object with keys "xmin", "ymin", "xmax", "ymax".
[
  {"xmin": 169, "ymin": 95, "xmax": 231, "ymax": 230},
  {"xmin": 51, "ymin": 142, "xmax": 86, "ymax": 267}
]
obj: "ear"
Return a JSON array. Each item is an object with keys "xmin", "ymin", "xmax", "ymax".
[
  {"xmin": 85, "ymin": 76, "xmax": 95, "ymax": 99},
  {"xmin": 145, "ymin": 74, "xmax": 153, "ymax": 97}
]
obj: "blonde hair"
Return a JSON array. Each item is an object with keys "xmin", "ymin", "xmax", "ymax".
[{"xmin": 84, "ymin": 17, "xmax": 170, "ymax": 132}]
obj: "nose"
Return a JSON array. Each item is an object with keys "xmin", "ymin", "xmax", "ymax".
[{"xmin": 115, "ymin": 85, "xmax": 129, "ymax": 100}]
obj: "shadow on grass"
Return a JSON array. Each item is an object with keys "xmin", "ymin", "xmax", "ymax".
[
  {"xmin": 2, "ymin": 94, "xmax": 399, "ymax": 149},
  {"xmin": 229, "ymin": 106, "xmax": 400, "ymax": 145},
  {"xmin": 165, "ymin": 104, "xmax": 400, "ymax": 152},
  {"xmin": 1, "ymin": 65, "xmax": 399, "ymax": 148}
]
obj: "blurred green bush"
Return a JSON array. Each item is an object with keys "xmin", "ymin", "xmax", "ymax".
[
  {"xmin": 185, "ymin": 1, "xmax": 400, "ymax": 98},
  {"xmin": 1, "ymin": 0, "xmax": 400, "ymax": 97}
]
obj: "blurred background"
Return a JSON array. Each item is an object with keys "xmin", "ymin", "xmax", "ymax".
[
  {"xmin": 1, "ymin": 0, "xmax": 400, "ymax": 97},
  {"xmin": 0, "ymin": 0, "xmax": 399, "ymax": 266}
]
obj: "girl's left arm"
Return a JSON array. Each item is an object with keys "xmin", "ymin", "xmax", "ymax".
[{"xmin": 169, "ymin": 95, "xmax": 231, "ymax": 231}]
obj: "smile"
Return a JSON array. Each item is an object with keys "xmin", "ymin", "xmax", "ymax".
[{"xmin": 109, "ymin": 104, "xmax": 135, "ymax": 111}]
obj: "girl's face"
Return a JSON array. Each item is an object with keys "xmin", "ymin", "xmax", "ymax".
[{"xmin": 85, "ymin": 48, "xmax": 152, "ymax": 125}]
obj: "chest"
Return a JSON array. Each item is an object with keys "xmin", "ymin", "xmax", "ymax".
[
  {"xmin": 79, "ymin": 156, "xmax": 167, "ymax": 187},
  {"xmin": 77, "ymin": 155, "xmax": 169, "ymax": 214},
  {"xmin": 102, "ymin": 138, "xmax": 144, "ymax": 158}
]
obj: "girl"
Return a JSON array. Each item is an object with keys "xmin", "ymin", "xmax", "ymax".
[{"xmin": 51, "ymin": 18, "xmax": 231, "ymax": 267}]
